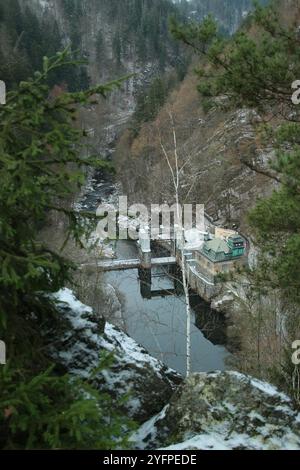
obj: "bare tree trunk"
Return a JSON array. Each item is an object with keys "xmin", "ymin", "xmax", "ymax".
[
  {"xmin": 180, "ymin": 242, "xmax": 192, "ymax": 377},
  {"xmin": 159, "ymin": 109, "xmax": 192, "ymax": 377}
]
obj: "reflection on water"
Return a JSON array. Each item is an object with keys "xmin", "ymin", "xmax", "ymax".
[
  {"xmin": 105, "ymin": 263, "xmax": 229, "ymax": 376},
  {"xmin": 190, "ymin": 293, "xmax": 227, "ymax": 346},
  {"xmin": 79, "ymin": 170, "xmax": 229, "ymax": 376}
]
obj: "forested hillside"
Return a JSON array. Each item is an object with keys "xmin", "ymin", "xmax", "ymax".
[
  {"xmin": 1, "ymin": 0, "xmax": 267, "ymax": 150},
  {"xmin": 0, "ymin": 0, "xmax": 89, "ymax": 90},
  {"xmin": 2, "ymin": 0, "xmax": 300, "ymax": 454},
  {"xmin": 175, "ymin": 0, "xmax": 269, "ymax": 34},
  {"xmin": 24, "ymin": 0, "xmax": 185, "ymax": 80},
  {"xmin": 114, "ymin": 0, "xmax": 300, "ymax": 405}
]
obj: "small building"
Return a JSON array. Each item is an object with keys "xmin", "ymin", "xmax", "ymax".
[
  {"xmin": 227, "ymin": 235, "xmax": 245, "ymax": 258},
  {"xmin": 215, "ymin": 227, "xmax": 237, "ymax": 240},
  {"xmin": 192, "ymin": 234, "xmax": 246, "ymax": 283}
]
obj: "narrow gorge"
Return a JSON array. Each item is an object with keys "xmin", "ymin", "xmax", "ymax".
[{"xmin": 1, "ymin": 0, "xmax": 300, "ymax": 453}]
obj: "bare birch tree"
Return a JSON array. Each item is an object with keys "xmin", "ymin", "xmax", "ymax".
[{"xmin": 158, "ymin": 109, "xmax": 192, "ymax": 377}]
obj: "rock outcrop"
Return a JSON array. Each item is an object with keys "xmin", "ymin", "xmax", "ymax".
[
  {"xmin": 48, "ymin": 289, "xmax": 300, "ymax": 450},
  {"xmin": 24, "ymin": 0, "xmax": 184, "ymax": 156},
  {"xmin": 116, "ymin": 71, "xmax": 277, "ymax": 232},
  {"xmin": 133, "ymin": 371, "xmax": 300, "ymax": 450},
  {"xmin": 49, "ymin": 289, "xmax": 181, "ymax": 423}
]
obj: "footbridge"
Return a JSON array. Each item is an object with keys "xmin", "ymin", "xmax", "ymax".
[{"xmin": 93, "ymin": 256, "xmax": 176, "ymax": 272}]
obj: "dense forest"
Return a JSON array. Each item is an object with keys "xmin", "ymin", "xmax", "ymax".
[
  {"xmin": 1, "ymin": 0, "xmax": 300, "ymax": 454},
  {"xmin": 59, "ymin": 0, "xmax": 184, "ymax": 72},
  {"xmin": 0, "ymin": 0, "xmax": 89, "ymax": 90},
  {"xmin": 175, "ymin": 0, "xmax": 269, "ymax": 33}
]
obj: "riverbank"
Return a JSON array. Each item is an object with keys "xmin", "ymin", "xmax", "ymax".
[
  {"xmin": 78, "ymin": 171, "xmax": 231, "ymax": 375},
  {"xmin": 39, "ymin": 169, "xmax": 230, "ymax": 376}
]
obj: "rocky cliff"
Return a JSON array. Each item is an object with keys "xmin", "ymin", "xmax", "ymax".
[
  {"xmin": 22, "ymin": 0, "xmax": 186, "ymax": 155},
  {"xmin": 115, "ymin": 69, "xmax": 276, "ymax": 232},
  {"xmin": 49, "ymin": 288, "xmax": 181, "ymax": 423},
  {"xmin": 50, "ymin": 289, "xmax": 300, "ymax": 450},
  {"xmin": 134, "ymin": 371, "xmax": 300, "ymax": 450},
  {"xmin": 20, "ymin": 0, "xmax": 265, "ymax": 156}
]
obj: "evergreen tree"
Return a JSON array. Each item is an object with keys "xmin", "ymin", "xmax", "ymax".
[
  {"xmin": 0, "ymin": 0, "xmax": 89, "ymax": 91},
  {"xmin": 171, "ymin": 1, "xmax": 300, "ymax": 301},
  {"xmin": 0, "ymin": 49, "xmax": 132, "ymax": 449},
  {"xmin": 171, "ymin": 0, "xmax": 300, "ymax": 399},
  {"xmin": 100, "ymin": 0, "xmax": 183, "ymax": 66},
  {"xmin": 131, "ymin": 75, "xmax": 173, "ymax": 135}
]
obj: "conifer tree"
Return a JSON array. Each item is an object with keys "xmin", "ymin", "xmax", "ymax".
[
  {"xmin": 171, "ymin": 0, "xmax": 300, "ymax": 401},
  {"xmin": 171, "ymin": 0, "xmax": 300, "ymax": 302},
  {"xmin": 0, "ymin": 49, "xmax": 133, "ymax": 449}
]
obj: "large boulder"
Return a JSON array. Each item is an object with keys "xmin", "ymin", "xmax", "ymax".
[
  {"xmin": 49, "ymin": 288, "xmax": 181, "ymax": 422},
  {"xmin": 133, "ymin": 371, "xmax": 300, "ymax": 450}
]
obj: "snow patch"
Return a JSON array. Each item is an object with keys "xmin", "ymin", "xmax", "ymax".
[{"xmin": 51, "ymin": 288, "xmax": 180, "ymax": 421}]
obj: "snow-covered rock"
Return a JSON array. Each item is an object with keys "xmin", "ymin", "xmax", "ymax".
[
  {"xmin": 47, "ymin": 289, "xmax": 300, "ymax": 449},
  {"xmin": 49, "ymin": 289, "xmax": 181, "ymax": 422},
  {"xmin": 133, "ymin": 371, "xmax": 300, "ymax": 450}
]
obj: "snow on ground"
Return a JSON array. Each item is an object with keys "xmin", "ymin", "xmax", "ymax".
[
  {"xmin": 132, "ymin": 371, "xmax": 300, "ymax": 450},
  {"xmin": 54, "ymin": 288, "xmax": 93, "ymax": 315},
  {"xmin": 50, "ymin": 289, "xmax": 300, "ymax": 450},
  {"xmin": 161, "ymin": 426, "xmax": 300, "ymax": 451},
  {"xmin": 131, "ymin": 405, "xmax": 169, "ymax": 449},
  {"xmin": 104, "ymin": 323, "xmax": 175, "ymax": 378},
  {"xmin": 161, "ymin": 430, "xmax": 300, "ymax": 451},
  {"xmin": 53, "ymin": 289, "xmax": 178, "ymax": 377},
  {"xmin": 51, "ymin": 288, "xmax": 180, "ymax": 421}
]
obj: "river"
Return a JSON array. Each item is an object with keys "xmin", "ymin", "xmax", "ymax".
[{"xmin": 78, "ymin": 170, "xmax": 229, "ymax": 376}]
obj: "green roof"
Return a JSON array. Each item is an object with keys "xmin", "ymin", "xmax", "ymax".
[
  {"xmin": 201, "ymin": 238, "xmax": 233, "ymax": 262},
  {"xmin": 205, "ymin": 238, "xmax": 231, "ymax": 254}
]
